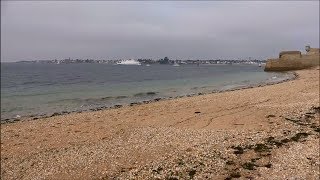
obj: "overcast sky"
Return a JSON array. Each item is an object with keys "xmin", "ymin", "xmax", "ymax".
[{"xmin": 1, "ymin": 1, "xmax": 319, "ymax": 62}]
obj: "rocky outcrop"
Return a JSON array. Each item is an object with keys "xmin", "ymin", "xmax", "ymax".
[{"xmin": 265, "ymin": 46, "xmax": 319, "ymax": 71}]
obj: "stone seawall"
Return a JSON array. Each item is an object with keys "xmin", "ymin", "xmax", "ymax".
[{"xmin": 265, "ymin": 49, "xmax": 319, "ymax": 71}]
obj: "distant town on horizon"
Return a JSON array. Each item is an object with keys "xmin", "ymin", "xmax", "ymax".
[{"xmin": 12, "ymin": 57, "xmax": 266, "ymax": 65}]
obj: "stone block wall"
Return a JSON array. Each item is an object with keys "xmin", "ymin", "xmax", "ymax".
[{"xmin": 264, "ymin": 47, "xmax": 319, "ymax": 71}]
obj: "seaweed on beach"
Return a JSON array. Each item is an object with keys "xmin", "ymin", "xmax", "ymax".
[
  {"xmin": 312, "ymin": 106, "xmax": 320, "ymax": 113},
  {"xmin": 280, "ymin": 138, "xmax": 291, "ymax": 144},
  {"xmin": 242, "ymin": 162, "xmax": 256, "ymax": 170},
  {"xmin": 188, "ymin": 169, "xmax": 196, "ymax": 179},
  {"xmin": 225, "ymin": 107, "xmax": 318, "ymax": 180},
  {"xmin": 266, "ymin": 136, "xmax": 284, "ymax": 147},
  {"xmin": 134, "ymin": 92, "xmax": 158, "ymax": 97},
  {"xmin": 113, "ymin": 104, "xmax": 123, "ymax": 108},
  {"xmin": 166, "ymin": 176, "xmax": 179, "ymax": 180},
  {"xmin": 264, "ymin": 163, "xmax": 272, "ymax": 168},
  {"xmin": 232, "ymin": 146, "xmax": 244, "ymax": 154},
  {"xmin": 313, "ymin": 127, "xmax": 320, "ymax": 133},
  {"xmin": 254, "ymin": 143, "xmax": 270, "ymax": 153},
  {"xmin": 226, "ymin": 171, "xmax": 241, "ymax": 179},
  {"xmin": 266, "ymin": 114, "xmax": 276, "ymax": 118},
  {"xmin": 50, "ymin": 112, "xmax": 62, "ymax": 117},
  {"xmin": 226, "ymin": 160, "xmax": 235, "ymax": 165},
  {"xmin": 290, "ymin": 132, "xmax": 309, "ymax": 142},
  {"xmin": 152, "ymin": 166, "xmax": 163, "ymax": 174}
]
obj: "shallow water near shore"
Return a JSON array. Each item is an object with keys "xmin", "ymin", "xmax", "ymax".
[{"xmin": 1, "ymin": 63, "xmax": 293, "ymax": 120}]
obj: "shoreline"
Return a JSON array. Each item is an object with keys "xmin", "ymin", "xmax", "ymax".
[
  {"xmin": 1, "ymin": 67, "xmax": 319, "ymax": 179},
  {"xmin": 1, "ymin": 71, "xmax": 297, "ymax": 124}
]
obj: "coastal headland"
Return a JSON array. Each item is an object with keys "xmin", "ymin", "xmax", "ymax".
[{"xmin": 1, "ymin": 67, "xmax": 319, "ymax": 179}]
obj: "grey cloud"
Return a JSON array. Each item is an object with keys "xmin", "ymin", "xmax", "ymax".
[{"xmin": 1, "ymin": 1, "xmax": 319, "ymax": 61}]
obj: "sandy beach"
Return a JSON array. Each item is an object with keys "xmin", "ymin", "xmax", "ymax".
[{"xmin": 1, "ymin": 67, "xmax": 319, "ymax": 179}]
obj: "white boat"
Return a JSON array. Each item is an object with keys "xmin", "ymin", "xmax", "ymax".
[
  {"xmin": 173, "ymin": 62, "xmax": 180, "ymax": 66},
  {"xmin": 146, "ymin": 64, "xmax": 151, "ymax": 66},
  {"xmin": 116, "ymin": 59, "xmax": 141, "ymax": 65}
]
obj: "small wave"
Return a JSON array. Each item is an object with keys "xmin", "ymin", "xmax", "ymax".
[
  {"xmin": 97, "ymin": 95, "xmax": 128, "ymax": 100},
  {"xmin": 21, "ymin": 81, "xmax": 38, "ymax": 85},
  {"xmin": 191, "ymin": 86, "xmax": 211, "ymax": 90},
  {"xmin": 11, "ymin": 91, "xmax": 60, "ymax": 97},
  {"xmin": 3, "ymin": 106, "xmax": 24, "ymax": 113},
  {"xmin": 115, "ymin": 95, "xmax": 128, "ymax": 99},
  {"xmin": 241, "ymin": 80, "xmax": 250, "ymax": 83},
  {"xmin": 84, "ymin": 95, "xmax": 129, "ymax": 102},
  {"xmin": 143, "ymin": 78, "xmax": 155, "ymax": 81},
  {"xmin": 101, "ymin": 96, "xmax": 113, "ymax": 100},
  {"xmin": 47, "ymin": 98, "xmax": 82, "ymax": 104},
  {"xmin": 48, "ymin": 95, "xmax": 129, "ymax": 105},
  {"xmin": 133, "ymin": 91, "xmax": 158, "ymax": 97}
]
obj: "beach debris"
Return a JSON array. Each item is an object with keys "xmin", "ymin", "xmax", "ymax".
[
  {"xmin": 290, "ymin": 132, "xmax": 309, "ymax": 142},
  {"xmin": 284, "ymin": 117, "xmax": 300, "ymax": 122},
  {"xmin": 254, "ymin": 143, "xmax": 271, "ymax": 153},
  {"xmin": 50, "ymin": 112, "xmax": 61, "ymax": 117},
  {"xmin": 232, "ymin": 146, "xmax": 244, "ymax": 154},
  {"xmin": 114, "ymin": 104, "xmax": 123, "ymax": 108},
  {"xmin": 266, "ymin": 114, "xmax": 276, "ymax": 118},
  {"xmin": 264, "ymin": 163, "xmax": 272, "ymax": 168},
  {"xmin": 313, "ymin": 127, "xmax": 320, "ymax": 133},
  {"xmin": 188, "ymin": 169, "xmax": 196, "ymax": 179},
  {"xmin": 233, "ymin": 123, "xmax": 244, "ymax": 125},
  {"xmin": 242, "ymin": 162, "xmax": 257, "ymax": 170},
  {"xmin": 226, "ymin": 171, "xmax": 241, "ymax": 179},
  {"xmin": 130, "ymin": 102, "xmax": 142, "ymax": 106},
  {"xmin": 226, "ymin": 160, "xmax": 235, "ymax": 165},
  {"xmin": 166, "ymin": 176, "xmax": 179, "ymax": 180},
  {"xmin": 313, "ymin": 106, "xmax": 320, "ymax": 113}
]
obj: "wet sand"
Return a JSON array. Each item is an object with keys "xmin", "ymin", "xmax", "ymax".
[{"xmin": 1, "ymin": 67, "xmax": 319, "ymax": 179}]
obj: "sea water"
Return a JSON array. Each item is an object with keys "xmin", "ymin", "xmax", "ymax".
[{"xmin": 1, "ymin": 63, "xmax": 293, "ymax": 120}]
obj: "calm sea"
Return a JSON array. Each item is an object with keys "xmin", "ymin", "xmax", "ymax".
[{"xmin": 1, "ymin": 63, "xmax": 292, "ymax": 120}]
